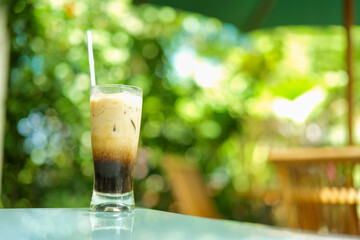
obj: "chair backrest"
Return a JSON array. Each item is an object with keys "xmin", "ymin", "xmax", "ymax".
[
  {"xmin": 162, "ymin": 154, "xmax": 220, "ymax": 219},
  {"xmin": 269, "ymin": 147, "xmax": 360, "ymax": 235}
]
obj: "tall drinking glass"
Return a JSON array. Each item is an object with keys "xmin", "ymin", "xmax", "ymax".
[{"xmin": 90, "ymin": 84, "xmax": 142, "ymax": 212}]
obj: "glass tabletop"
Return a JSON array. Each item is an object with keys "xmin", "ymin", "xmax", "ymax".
[{"xmin": 0, "ymin": 208, "xmax": 355, "ymax": 239}]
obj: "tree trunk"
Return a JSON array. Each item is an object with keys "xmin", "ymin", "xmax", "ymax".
[{"xmin": 0, "ymin": 6, "xmax": 10, "ymax": 198}]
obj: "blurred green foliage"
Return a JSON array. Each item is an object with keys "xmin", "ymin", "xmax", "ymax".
[{"xmin": 2, "ymin": 0, "xmax": 360, "ymax": 225}]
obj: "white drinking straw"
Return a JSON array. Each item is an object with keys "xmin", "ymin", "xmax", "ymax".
[{"xmin": 87, "ymin": 30, "xmax": 96, "ymax": 87}]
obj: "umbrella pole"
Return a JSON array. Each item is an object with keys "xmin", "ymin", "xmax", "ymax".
[
  {"xmin": 344, "ymin": 2, "xmax": 359, "ymax": 235},
  {"xmin": 345, "ymin": 0, "xmax": 354, "ymax": 145}
]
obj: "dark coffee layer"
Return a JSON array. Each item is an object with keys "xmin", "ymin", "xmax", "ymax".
[{"xmin": 94, "ymin": 158, "xmax": 134, "ymax": 194}]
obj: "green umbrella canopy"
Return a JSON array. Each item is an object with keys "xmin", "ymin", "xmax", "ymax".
[
  {"xmin": 136, "ymin": 0, "xmax": 357, "ymax": 145},
  {"xmin": 142, "ymin": 0, "xmax": 360, "ymax": 31}
]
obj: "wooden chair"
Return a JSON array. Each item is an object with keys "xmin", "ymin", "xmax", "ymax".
[
  {"xmin": 162, "ymin": 154, "xmax": 220, "ymax": 219},
  {"xmin": 269, "ymin": 146, "xmax": 360, "ymax": 235}
]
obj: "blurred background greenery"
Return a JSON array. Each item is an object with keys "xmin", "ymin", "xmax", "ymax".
[{"xmin": 1, "ymin": 0, "xmax": 360, "ymax": 225}]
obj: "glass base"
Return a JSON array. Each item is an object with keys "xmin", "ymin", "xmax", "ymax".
[{"xmin": 90, "ymin": 191, "xmax": 135, "ymax": 212}]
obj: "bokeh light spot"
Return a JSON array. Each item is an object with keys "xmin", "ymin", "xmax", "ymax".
[
  {"xmin": 143, "ymin": 121, "xmax": 162, "ymax": 138},
  {"xmin": 75, "ymin": 73, "xmax": 90, "ymax": 91},
  {"xmin": 81, "ymin": 131, "xmax": 92, "ymax": 148},
  {"xmin": 18, "ymin": 169, "xmax": 33, "ymax": 184},
  {"xmin": 13, "ymin": 0, "xmax": 26, "ymax": 14},
  {"xmin": 145, "ymin": 174, "xmax": 164, "ymax": 192},
  {"xmin": 158, "ymin": 7, "xmax": 176, "ymax": 23},
  {"xmin": 31, "ymin": 148, "xmax": 46, "ymax": 165},
  {"xmin": 142, "ymin": 43, "xmax": 159, "ymax": 59},
  {"xmin": 183, "ymin": 16, "xmax": 200, "ymax": 33},
  {"xmin": 54, "ymin": 62, "xmax": 72, "ymax": 80},
  {"xmin": 143, "ymin": 6, "xmax": 158, "ymax": 22},
  {"xmin": 176, "ymin": 98, "xmax": 203, "ymax": 121},
  {"xmin": 198, "ymin": 120, "xmax": 222, "ymax": 139}
]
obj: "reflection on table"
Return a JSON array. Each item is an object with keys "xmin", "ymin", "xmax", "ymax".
[
  {"xmin": 0, "ymin": 208, "xmax": 355, "ymax": 239},
  {"xmin": 91, "ymin": 211, "xmax": 134, "ymax": 240}
]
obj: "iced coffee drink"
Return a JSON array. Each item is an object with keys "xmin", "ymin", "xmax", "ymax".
[{"xmin": 90, "ymin": 84, "xmax": 142, "ymax": 212}]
